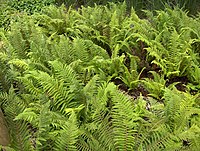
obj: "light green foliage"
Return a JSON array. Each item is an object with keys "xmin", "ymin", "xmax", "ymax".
[
  {"xmin": 142, "ymin": 71, "xmax": 166, "ymax": 100},
  {"xmin": 0, "ymin": 2, "xmax": 200, "ymax": 151},
  {"xmin": 0, "ymin": 88, "xmax": 33, "ymax": 150}
]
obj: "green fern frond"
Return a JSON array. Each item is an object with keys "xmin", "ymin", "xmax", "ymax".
[
  {"xmin": 110, "ymin": 86, "xmax": 143, "ymax": 150},
  {"xmin": 54, "ymin": 111, "xmax": 80, "ymax": 151},
  {"xmin": 142, "ymin": 71, "xmax": 166, "ymax": 99},
  {"xmin": 1, "ymin": 87, "xmax": 33, "ymax": 151}
]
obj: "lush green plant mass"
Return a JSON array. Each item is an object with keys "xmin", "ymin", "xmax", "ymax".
[{"xmin": 0, "ymin": 2, "xmax": 200, "ymax": 151}]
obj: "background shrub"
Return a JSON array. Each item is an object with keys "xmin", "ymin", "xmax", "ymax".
[{"xmin": 7, "ymin": 0, "xmax": 55, "ymax": 14}]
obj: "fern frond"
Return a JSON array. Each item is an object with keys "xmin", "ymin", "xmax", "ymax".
[
  {"xmin": 142, "ymin": 71, "xmax": 165, "ymax": 99},
  {"xmin": 1, "ymin": 87, "xmax": 33, "ymax": 150},
  {"xmin": 54, "ymin": 111, "xmax": 80, "ymax": 151},
  {"xmin": 110, "ymin": 86, "xmax": 142, "ymax": 150}
]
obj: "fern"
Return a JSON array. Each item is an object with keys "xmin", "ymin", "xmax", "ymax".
[
  {"xmin": 20, "ymin": 61, "xmax": 82, "ymax": 112},
  {"xmin": 0, "ymin": 3, "xmax": 200, "ymax": 151},
  {"xmin": 111, "ymin": 90, "xmax": 137, "ymax": 150},
  {"xmin": 142, "ymin": 71, "xmax": 166, "ymax": 100},
  {"xmin": 0, "ymin": 87, "xmax": 33, "ymax": 151},
  {"xmin": 54, "ymin": 110, "xmax": 80, "ymax": 151},
  {"xmin": 162, "ymin": 87, "xmax": 200, "ymax": 150}
]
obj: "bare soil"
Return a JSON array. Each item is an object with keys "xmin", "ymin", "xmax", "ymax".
[{"xmin": 0, "ymin": 109, "xmax": 10, "ymax": 146}]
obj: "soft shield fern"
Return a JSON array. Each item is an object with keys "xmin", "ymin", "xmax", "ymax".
[{"xmin": 0, "ymin": 2, "xmax": 200, "ymax": 151}]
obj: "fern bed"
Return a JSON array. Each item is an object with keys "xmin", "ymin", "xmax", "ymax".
[{"xmin": 0, "ymin": 2, "xmax": 200, "ymax": 151}]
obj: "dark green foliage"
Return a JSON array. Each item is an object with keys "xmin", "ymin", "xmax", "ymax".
[
  {"xmin": 7, "ymin": 0, "xmax": 55, "ymax": 14},
  {"xmin": 55, "ymin": 0, "xmax": 200, "ymax": 16},
  {"xmin": 0, "ymin": 0, "xmax": 56, "ymax": 29}
]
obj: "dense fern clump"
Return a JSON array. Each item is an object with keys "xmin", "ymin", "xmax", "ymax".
[{"xmin": 0, "ymin": 2, "xmax": 200, "ymax": 150}]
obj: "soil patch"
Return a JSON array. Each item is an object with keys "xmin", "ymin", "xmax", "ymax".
[{"xmin": 0, "ymin": 109, "xmax": 10, "ymax": 146}]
